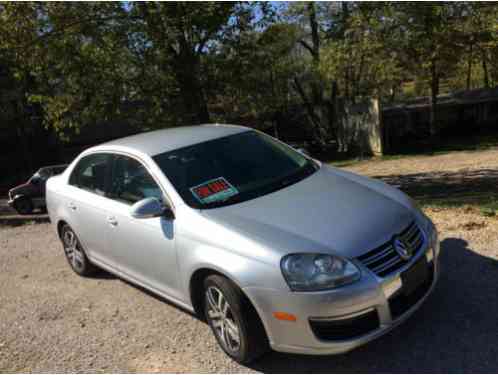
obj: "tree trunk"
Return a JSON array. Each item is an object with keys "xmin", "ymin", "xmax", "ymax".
[
  {"xmin": 482, "ymin": 50, "xmax": 489, "ymax": 88},
  {"xmin": 307, "ymin": 2, "xmax": 323, "ymax": 109},
  {"xmin": 354, "ymin": 52, "xmax": 365, "ymax": 99},
  {"xmin": 175, "ymin": 53, "xmax": 210, "ymax": 124},
  {"xmin": 390, "ymin": 85, "xmax": 397, "ymax": 103},
  {"xmin": 308, "ymin": 2, "xmax": 320, "ymax": 65},
  {"xmin": 293, "ymin": 76, "xmax": 327, "ymax": 148},
  {"xmin": 15, "ymin": 80, "xmax": 33, "ymax": 174},
  {"xmin": 273, "ymin": 110, "xmax": 281, "ymax": 139},
  {"xmin": 466, "ymin": 43, "xmax": 473, "ymax": 90},
  {"xmin": 293, "ymin": 2, "xmax": 329, "ymax": 150},
  {"xmin": 328, "ymin": 80, "xmax": 338, "ymax": 140},
  {"xmin": 15, "ymin": 114, "xmax": 32, "ymax": 175},
  {"xmin": 429, "ymin": 60, "xmax": 439, "ymax": 137}
]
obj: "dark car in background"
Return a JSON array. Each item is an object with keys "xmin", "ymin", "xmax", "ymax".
[{"xmin": 8, "ymin": 165, "xmax": 67, "ymax": 215}]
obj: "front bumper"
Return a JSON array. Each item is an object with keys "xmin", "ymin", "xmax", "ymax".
[{"xmin": 244, "ymin": 237, "xmax": 440, "ymax": 355}]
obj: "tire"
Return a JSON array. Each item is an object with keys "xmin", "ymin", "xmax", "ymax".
[
  {"xmin": 13, "ymin": 197, "xmax": 33, "ymax": 215},
  {"xmin": 60, "ymin": 224, "xmax": 97, "ymax": 276},
  {"xmin": 203, "ymin": 274, "xmax": 269, "ymax": 364}
]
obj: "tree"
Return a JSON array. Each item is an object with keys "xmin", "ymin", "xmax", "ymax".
[
  {"xmin": 286, "ymin": 2, "xmax": 338, "ymax": 149},
  {"xmin": 131, "ymin": 2, "xmax": 237, "ymax": 125},
  {"xmin": 451, "ymin": 3, "xmax": 498, "ymax": 90},
  {"xmin": 1, "ymin": 1, "xmax": 498, "ymax": 162},
  {"xmin": 320, "ymin": 3, "xmax": 404, "ymax": 102},
  {"xmin": 0, "ymin": 2, "xmax": 134, "ymax": 136},
  {"xmin": 393, "ymin": 3, "xmax": 464, "ymax": 136}
]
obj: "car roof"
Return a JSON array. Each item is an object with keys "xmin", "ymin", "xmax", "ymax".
[{"xmin": 92, "ymin": 124, "xmax": 250, "ymax": 157}]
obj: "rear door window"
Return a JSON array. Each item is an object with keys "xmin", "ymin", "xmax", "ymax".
[{"xmin": 69, "ymin": 153, "xmax": 111, "ymax": 196}]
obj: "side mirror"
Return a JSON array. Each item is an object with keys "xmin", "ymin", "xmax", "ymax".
[
  {"xmin": 130, "ymin": 197, "xmax": 175, "ymax": 220},
  {"xmin": 31, "ymin": 176, "xmax": 41, "ymax": 185}
]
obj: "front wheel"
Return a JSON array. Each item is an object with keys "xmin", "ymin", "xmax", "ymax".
[{"xmin": 204, "ymin": 275, "xmax": 269, "ymax": 364}]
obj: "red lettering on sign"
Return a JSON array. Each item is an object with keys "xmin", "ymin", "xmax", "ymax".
[
  {"xmin": 196, "ymin": 186, "xmax": 212, "ymax": 198},
  {"xmin": 210, "ymin": 181, "xmax": 226, "ymax": 193},
  {"xmin": 191, "ymin": 177, "xmax": 236, "ymax": 203}
]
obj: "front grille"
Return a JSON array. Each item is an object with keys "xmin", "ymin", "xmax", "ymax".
[
  {"xmin": 310, "ymin": 309, "xmax": 380, "ymax": 341},
  {"xmin": 389, "ymin": 262, "xmax": 434, "ymax": 319},
  {"xmin": 357, "ymin": 222, "xmax": 424, "ymax": 278}
]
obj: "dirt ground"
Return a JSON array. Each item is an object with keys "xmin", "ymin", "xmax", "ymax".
[
  {"xmin": 344, "ymin": 148, "xmax": 498, "ymax": 208},
  {"xmin": 1, "ymin": 149, "xmax": 498, "ymax": 373}
]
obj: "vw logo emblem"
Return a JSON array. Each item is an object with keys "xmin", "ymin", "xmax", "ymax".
[{"xmin": 393, "ymin": 236, "xmax": 412, "ymax": 260}]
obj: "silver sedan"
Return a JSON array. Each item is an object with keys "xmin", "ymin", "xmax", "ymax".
[{"xmin": 46, "ymin": 124, "xmax": 439, "ymax": 364}]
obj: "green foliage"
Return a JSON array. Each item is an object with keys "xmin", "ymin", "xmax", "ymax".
[
  {"xmin": 320, "ymin": 3, "xmax": 403, "ymax": 100},
  {"xmin": 1, "ymin": 1, "xmax": 497, "ymax": 143},
  {"xmin": 480, "ymin": 206, "xmax": 496, "ymax": 217}
]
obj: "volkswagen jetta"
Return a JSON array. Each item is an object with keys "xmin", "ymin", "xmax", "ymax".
[{"xmin": 46, "ymin": 124, "xmax": 439, "ymax": 364}]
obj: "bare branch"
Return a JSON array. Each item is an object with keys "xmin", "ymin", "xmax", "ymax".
[{"xmin": 299, "ymin": 39, "xmax": 314, "ymax": 56}]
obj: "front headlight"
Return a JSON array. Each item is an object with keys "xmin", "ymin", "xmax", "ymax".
[{"xmin": 281, "ymin": 253, "xmax": 360, "ymax": 292}]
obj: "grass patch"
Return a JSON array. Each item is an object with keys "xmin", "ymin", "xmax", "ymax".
[
  {"xmin": 480, "ymin": 201, "xmax": 498, "ymax": 217},
  {"xmin": 418, "ymin": 195, "xmax": 498, "ymax": 218}
]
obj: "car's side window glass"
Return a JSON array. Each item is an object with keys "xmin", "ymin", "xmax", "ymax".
[
  {"xmin": 109, "ymin": 155, "xmax": 163, "ymax": 205},
  {"xmin": 69, "ymin": 153, "xmax": 110, "ymax": 196}
]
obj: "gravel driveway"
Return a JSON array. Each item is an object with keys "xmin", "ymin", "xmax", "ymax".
[
  {"xmin": 1, "ymin": 150, "xmax": 498, "ymax": 373},
  {"xmin": 1, "ymin": 211, "xmax": 497, "ymax": 373}
]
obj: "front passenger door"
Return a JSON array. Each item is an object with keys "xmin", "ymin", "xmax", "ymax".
[{"xmin": 105, "ymin": 154, "xmax": 181, "ymax": 300}]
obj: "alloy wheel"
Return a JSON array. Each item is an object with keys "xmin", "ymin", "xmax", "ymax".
[
  {"xmin": 205, "ymin": 286, "xmax": 241, "ymax": 353},
  {"xmin": 63, "ymin": 228, "xmax": 85, "ymax": 273}
]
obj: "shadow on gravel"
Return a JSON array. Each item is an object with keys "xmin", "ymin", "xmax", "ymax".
[
  {"xmin": 87, "ymin": 270, "xmax": 117, "ymax": 280},
  {"xmin": 250, "ymin": 238, "xmax": 498, "ymax": 373},
  {"xmin": 374, "ymin": 169, "xmax": 498, "ymax": 207},
  {"xmin": 0, "ymin": 216, "xmax": 50, "ymax": 227},
  {"xmin": 117, "ymin": 276, "xmax": 202, "ymax": 321}
]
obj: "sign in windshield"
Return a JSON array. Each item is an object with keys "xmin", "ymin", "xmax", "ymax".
[{"xmin": 153, "ymin": 131, "xmax": 318, "ymax": 209}]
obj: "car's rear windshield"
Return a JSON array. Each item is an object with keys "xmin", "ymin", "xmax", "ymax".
[{"xmin": 153, "ymin": 131, "xmax": 318, "ymax": 209}]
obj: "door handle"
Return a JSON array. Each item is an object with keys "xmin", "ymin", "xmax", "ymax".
[
  {"xmin": 107, "ymin": 216, "xmax": 118, "ymax": 226},
  {"xmin": 68, "ymin": 202, "xmax": 77, "ymax": 211}
]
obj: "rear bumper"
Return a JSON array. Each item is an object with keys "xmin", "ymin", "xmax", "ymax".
[{"xmin": 244, "ymin": 240, "xmax": 440, "ymax": 356}]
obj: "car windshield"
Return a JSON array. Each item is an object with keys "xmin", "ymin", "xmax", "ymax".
[{"xmin": 153, "ymin": 131, "xmax": 319, "ymax": 209}]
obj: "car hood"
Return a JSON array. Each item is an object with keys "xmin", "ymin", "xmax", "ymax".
[{"xmin": 200, "ymin": 165, "xmax": 414, "ymax": 260}]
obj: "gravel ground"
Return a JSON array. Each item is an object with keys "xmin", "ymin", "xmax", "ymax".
[
  {"xmin": 1, "ymin": 151, "xmax": 498, "ymax": 373},
  {"xmin": 344, "ymin": 148, "xmax": 498, "ymax": 177}
]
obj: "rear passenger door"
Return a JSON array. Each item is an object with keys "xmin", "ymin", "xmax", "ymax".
[
  {"xmin": 105, "ymin": 154, "xmax": 181, "ymax": 300},
  {"xmin": 66, "ymin": 153, "xmax": 115, "ymax": 266}
]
